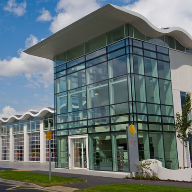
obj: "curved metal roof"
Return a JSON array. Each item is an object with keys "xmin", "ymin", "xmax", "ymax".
[
  {"xmin": 24, "ymin": 4, "xmax": 192, "ymax": 60},
  {"xmin": 0, "ymin": 107, "xmax": 54, "ymax": 124}
]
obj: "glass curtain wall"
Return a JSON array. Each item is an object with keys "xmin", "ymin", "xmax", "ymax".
[
  {"xmin": 29, "ymin": 132, "xmax": 40, "ymax": 161},
  {"xmin": 14, "ymin": 134, "xmax": 24, "ymax": 161},
  {"xmin": 1, "ymin": 136, "xmax": 10, "ymax": 160},
  {"xmin": 54, "ymin": 26, "xmax": 178, "ymax": 170}
]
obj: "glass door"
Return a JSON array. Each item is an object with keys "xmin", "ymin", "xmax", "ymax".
[{"xmin": 73, "ymin": 138, "xmax": 87, "ymax": 168}]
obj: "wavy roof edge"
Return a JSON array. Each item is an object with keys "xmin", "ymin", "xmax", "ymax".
[
  {"xmin": 0, "ymin": 107, "xmax": 54, "ymax": 124},
  {"xmin": 24, "ymin": 4, "xmax": 192, "ymax": 60}
]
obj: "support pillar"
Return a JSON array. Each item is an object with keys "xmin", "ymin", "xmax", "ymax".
[
  {"xmin": 10, "ymin": 127, "xmax": 14, "ymax": 162},
  {"xmin": 40, "ymin": 120, "xmax": 46, "ymax": 163},
  {"xmin": 24, "ymin": 124, "xmax": 29, "ymax": 162},
  {"xmin": 0, "ymin": 136, "xmax": 2, "ymax": 161}
]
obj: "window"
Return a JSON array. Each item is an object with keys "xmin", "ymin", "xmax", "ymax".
[
  {"xmin": 109, "ymin": 76, "xmax": 128, "ymax": 104},
  {"xmin": 87, "ymin": 80, "xmax": 109, "ymax": 108},
  {"xmin": 86, "ymin": 62, "xmax": 108, "ymax": 84},
  {"xmin": 108, "ymin": 55, "xmax": 127, "ymax": 78},
  {"xmin": 67, "ymin": 70, "xmax": 86, "ymax": 90},
  {"xmin": 146, "ymin": 77, "xmax": 160, "ymax": 104},
  {"xmin": 107, "ymin": 26, "xmax": 124, "ymax": 45},
  {"xmin": 85, "ymin": 35, "xmax": 106, "ymax": 54},
  {"xmin": 144, "ymin": 58, "xmax": 158, "ymax": 77}
]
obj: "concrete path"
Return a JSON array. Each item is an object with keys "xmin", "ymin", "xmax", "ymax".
[
  {"xmin": 0, "ymin": 161, "xmax": 192, "ymax": 190},
  {"xmin": 0, "ymin": 161, "xmax": 127, "ymax": 178}
]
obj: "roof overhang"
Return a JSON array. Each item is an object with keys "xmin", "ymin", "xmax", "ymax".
[{"xmin": 24, "ymin": 4, "xmax": 192, "ymax": 60}]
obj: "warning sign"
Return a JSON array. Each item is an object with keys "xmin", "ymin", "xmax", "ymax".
[{"xmin": 46, "ymin": 131, "xmax": 52, "ymax": 140}]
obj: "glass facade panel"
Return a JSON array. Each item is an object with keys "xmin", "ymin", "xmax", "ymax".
[
  {"xmin": 110, "ymin": 103, "xmax": 129, "ymax": 116},
  {"xmin": 134, "ymin": 75, "xmax": 146, "ymax": 102},
  {"xmin": 132, "ymin": 55, "xmax": 144, "ymax": 75},
  {"xmin": 158, "ymin": 61, "xmax": 171, "ymax": 80},
  {"xmin": 108, "ymin": 56, "xmax": 127, "ymax": 78},
  {"xmin": 87, "ymin": 81, "xmax": 109, "ymax": 108},
  {"xmin": 57, "ymin": 136, "xmax": 68, "ymax": 168},
  {"xmin": 86, "ymin": 62, "xmax": 108, "ymax": 84},
  {"xmin": 68, "ymin": 86, "xmax": 86, "ymax": 112},
  {"xmin": 56, "ymin": 76, "xmax": 67, "ymax": 93},
  {"xmin": 89, "ymin": 133, "xmax": 112, "ymax": 171},
  {"xmin": 144, "ymin": 58, "xmax": 158, "ymax": 77},
  {"xmin": 138, "ymin": 132, "xmax": 150, "ymax": 160},
  {"xmin": 107, "ymin": 26, "xmax": 124, "ymax": 45},
  {"xmin": 159, "ymin": 79, "xmax": 173, "ymax": 105},
  {"xmin": 67, "ymin": 70, "xmax": 86, "ymax": 90},
  {"xmin": 109, "ymin": 76, "xmax": 128, "ymax": 104},
  {"xmin": 163, "ymin": 133, "xmax": 178, "ymax": 169},
  {"xmin": 112, "ymin": 133, "xmax": 129, "ymax": 172},
  {"xmin": 67, "ymin": 44, "xmax": 84, "ymax": 61},
  {"xmin": 149, "ymin": 132, "xmax": 165, "ymax": 166},
  {"xmin": 85, "ymin": 35, "xmax": 106, "ymax": 54},
  {"xmin": 146, "ymin": 77, "xmax": 160, "ymax": 104}
]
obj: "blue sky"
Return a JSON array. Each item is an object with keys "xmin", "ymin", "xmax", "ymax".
[{"xmin": 0, "ymin": 0, "xmax": 192, "ymax": 117}]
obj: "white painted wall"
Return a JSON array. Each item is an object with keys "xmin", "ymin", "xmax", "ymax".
[
  {"xmin": 170, "ymin": 49, "xmax": 192, "ymax": 168},
  {"xmin": 140, "ymin": 159, "xmax": 192, "ymax": 182}
]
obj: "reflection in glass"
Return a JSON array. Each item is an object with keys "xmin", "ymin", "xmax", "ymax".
[
  {"xmin": 57, "ymin": 92, "xmax": 67, "ymax": 114},
  {"xmin": 67, "ymin": 70, "xmax": 86, "ymax": 90},
  {"xmin": 68, "ymin": 86, "xmax": 86, "ymax": 112},
  {"xmin": 112, "ymin": 133, "xmax": 129, "ymax": 172},
  {"xmin": 159, "ymin": 80, "xmax": 173, "ymax": 105},
  {"xmin": 86, "ymin": 62, "xmax": 108, "ymax": 84},
  {"xmin": 149, "ymin": 132, "xmax": 165, "ymax": 166},
  {"xmin": 144, "ymin": 58, "xmax": 158, "ymax": 77},
  {"xmin": 89, "ymin": 133, "xmax": 112, "ymax": 171},
  {"xmin": 109, "ymin": 76, "xmax": 128, "ymax": 104},
  {"xmin": 163, "ymin": 133, "xmax": 178, "ymax": 169},
  {"xmin": 108, "ymin": 56, "xmax": 127, "ymax": 78},
  {"xmin": 146, "ymin": 77, "xmax": 160, "ymax": 104},
  {"xmin": 138, "ymin": 132, "xmax": 150, "ymax": 160},
  {"xmin": 87, "ymin": 81, "xmax": 109, "ymax": 108}
]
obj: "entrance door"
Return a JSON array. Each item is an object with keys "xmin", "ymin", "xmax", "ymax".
[{"xmin": 68, "ymin": 135, "xmax": 89, "ymax": 169}]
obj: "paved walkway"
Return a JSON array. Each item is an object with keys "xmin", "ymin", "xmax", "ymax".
[
  {"xmin": 0, "ymin": 161, "xmax": 192, "ymax": 190},
  {"xmin": 0, "ymin": 161, "xmax": 128, "ymax": 178}
]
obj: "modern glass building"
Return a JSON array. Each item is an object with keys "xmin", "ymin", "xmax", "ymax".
[
  {"xmin": 25, "ymin": 4, "xmax": 192, "ymax": 171},
  {"xmin": 0, "ymin": 108, "xmax": 55, "ymax": 162}
]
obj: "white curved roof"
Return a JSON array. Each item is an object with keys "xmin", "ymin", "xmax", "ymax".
[
  {"xmin": 24, "ymin": 4, "xmax": 192, "ymax": 60},
  {"xmin": 0, "ymin": 107, "xmax": 54, "ymax": 124}
]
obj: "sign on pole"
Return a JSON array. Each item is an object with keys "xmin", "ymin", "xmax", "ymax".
[
  {"xmin": 127, "ymin": 124, "xmax": 139, "ymax": 173},
  {"xmin": 46, "ymin": 130, "xmax": 52, "ymax": 140}
]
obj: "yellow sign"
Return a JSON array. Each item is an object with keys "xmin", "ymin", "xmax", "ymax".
[
  {"xmin": 46, "ymin": 131, "xmax": 52, "ymax": 139},
  {"xmin": 129, "ymin": 125, "xmax": 137, "ymax": 136}
]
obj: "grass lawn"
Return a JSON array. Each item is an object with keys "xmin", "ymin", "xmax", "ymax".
[
  {"xmin": 76, "ymin": 184, "xmax": 192, "ymax": 192},
  {"xmin": 0, "ymin": 170, "xmax": 85, "ymax": 187}
]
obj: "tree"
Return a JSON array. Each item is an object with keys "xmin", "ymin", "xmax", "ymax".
[{"xmin": 175, "ymin": 93, "xmax": 192, "ymax": 168}]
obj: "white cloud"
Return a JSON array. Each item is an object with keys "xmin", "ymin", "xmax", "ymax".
[
  {"xmin": 37, "ymin": 8, "xmax": 52, "ymax": 22},
  {"xmin": 25, "ymin": 34, "xmax": 38, "ymax": 49},
  {"xmin": 4, "ymin": 0, "xmax": 27, "ymax": 17},
  {"xmin": 0, "ymin": 106, "xmax": 17, "ymax": 118},
  {"xmin": 50, "ymin": 0, "xmax": 100, "ymax": 33},
  {"xmin": 123, "ymin": 0, "xmax": 192, "ymax": 36},
  {"xmin": 0, "ymin": 35, "xmax": 53, "ymax": 88}
]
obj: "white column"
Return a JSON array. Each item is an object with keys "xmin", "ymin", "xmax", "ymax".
[
  {"xmin": 40, "ymin": 120, "xmax": 46, "ymax": 163},
  {"xmin": 0, "ymin": 136, "xmax": 2, "ymax": 161},
  {"xmin": 9, "ymin": 126, "xmax": 14, "ymax": 162},
  {"xmin": 24, "ymin": 124, "xmax": 29, "ymax": 162}
]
